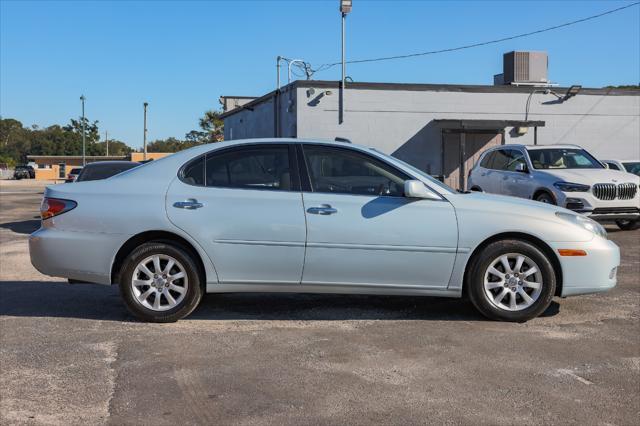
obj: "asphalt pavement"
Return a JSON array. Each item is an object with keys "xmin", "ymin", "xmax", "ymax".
[{"xmin": 1, "ymin": 179, "xmax": 638, "ymax": 425}]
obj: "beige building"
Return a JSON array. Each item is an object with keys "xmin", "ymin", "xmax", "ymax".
[{"xmin": 28, "ymin": 152, "xmax": 173, "ymax": 181}]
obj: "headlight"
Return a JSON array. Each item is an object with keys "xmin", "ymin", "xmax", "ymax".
[
  {"xmin": 556, "ymin": 212, "xmax": 607, "ymax": 239},
  {"xmin": 553, "ymin": 181, "xmax": 591, "ymax": 192}
]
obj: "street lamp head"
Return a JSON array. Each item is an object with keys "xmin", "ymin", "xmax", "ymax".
[
  {"xmin": 340, "ymin": 0, "xmax": 352, "ymax": 14},
  {"xmin": 80, "ymin": 95, "xmax": 85, "ymax": 101},
  {"xmin": 143, "ymin": 102, "xmax": 148, "ymax": 107}
]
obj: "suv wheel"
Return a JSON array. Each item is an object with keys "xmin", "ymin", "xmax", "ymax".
[
  {"xmin": 119, "ymin": 242, "xmax": 204, "ymax": 322},
  {"xmin": 467, "ymin": 239, "xmax": 556, "ymax": 322},
  {"xmin": 535, "ymin": 192, "xmax": 555, "ymax": 205},
  {"xmin": 615, "ymin": 219, "xmax": 639, "ymax": 231}
]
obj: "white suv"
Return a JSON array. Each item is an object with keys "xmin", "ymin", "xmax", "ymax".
[{"xmin": 468, "ymin": 144, "xmax": 640, "ymax": 230}]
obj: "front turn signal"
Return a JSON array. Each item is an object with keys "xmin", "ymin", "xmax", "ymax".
[{"xmin": 558, "ymin": 249, "xmax": 587, "ymax": 257}]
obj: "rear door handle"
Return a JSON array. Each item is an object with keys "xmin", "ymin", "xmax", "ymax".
[
  {"xmin": 307, "ymin": 204, "xmax": 338, "ymax": 215},
  {"xmin": 173, "ymin": 199, "xmax": 203, "ymax": 210}
]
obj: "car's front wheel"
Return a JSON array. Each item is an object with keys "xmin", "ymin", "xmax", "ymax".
[
  {"xmin": 615, "ymin": 219, "xmax": 639, "ymax": 231},
  {"xmin": 535, "ymin": 192, "xmax": 555, "ymax": 205},
  {"xmin": 119, "ymin": 242, "xmax": 204, "ymax": 322},
  {"xmin": 467, "ymin": 239, "xmax": 556, "ymax": 322}
]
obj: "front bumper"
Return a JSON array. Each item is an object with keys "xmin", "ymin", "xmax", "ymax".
[
  {"xmin": 29, "ymin": 227, "xmax": 127, "ymax": 285},
  {"xmin": 554, "ymin": 190, "xmax": 639, "ymax": 222},
  {"xmin": 549, "ymin": 238, "xmax": 620, "ymax": 297}
]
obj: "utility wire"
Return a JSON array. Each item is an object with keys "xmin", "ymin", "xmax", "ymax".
[{"xmin": 311, "ymin": 1, "xmax": 640, "ymax": 73}]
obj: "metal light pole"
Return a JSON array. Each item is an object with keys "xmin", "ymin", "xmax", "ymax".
[
  {"xmin": 143, "ymin": 102, "xmax": 148, "ymax": 161},
  {"xmin": 80, "ymin": 95, "xmax": 86, "ymax": 166},
  {"xmin": 276, "ymin": 55, "xmax": 282, "ymax": 90},
  {"xmin": 339, "ymin": 0, "xmax": 352, "ymax": 124},
  {"xmin": 288, "ymin": 59, "xmax": 304, "ymax": 84},
  {"xmin": 105, "ymin": 130, "xmax": 109, "ymax": 156}
]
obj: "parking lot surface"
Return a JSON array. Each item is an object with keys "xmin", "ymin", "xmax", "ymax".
[{"xmin": 1, "ymin": 179, "xmax": 639, "ymax": 425}]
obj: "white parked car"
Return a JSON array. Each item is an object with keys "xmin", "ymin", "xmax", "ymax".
[
  {"xmin": 468, "ymin": 144, "xmax": 640, "ymax": 230},
  {"xmin": 601, "ymin": 159, "xmax": 640, "ymax": 176}
]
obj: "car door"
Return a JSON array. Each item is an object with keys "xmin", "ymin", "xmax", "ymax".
[
  {"xmin": 299, "ymin": 144, "xmax": 458, "ymax": 289},
  {"xmin": 471, "ymin": 150, "xmax": 496, "ymax": 192},
  {"xmin": 501, "ymin": 149, "xmax": 532, "ymax": 198},
  {"xmin": 166, "ymin": 144, "xmax": 306, "ymax": 285}
]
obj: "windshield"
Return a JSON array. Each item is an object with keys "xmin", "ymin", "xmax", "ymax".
[
  {"xmin": 527, "ymin": 148, "xmax": 603, "ymax": 170},
  {"xmin": 374, "ymin": 151, "xmax": 455, "ymax": 194},
  {"xmin": 623, "ymin": 162, "xmax": 640, "ymax": 176}
]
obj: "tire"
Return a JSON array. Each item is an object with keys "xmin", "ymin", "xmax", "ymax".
[
  {"xmin": 119, "ymin": 242, "xmax": 204, "ymax": 322},
  {"xmin": 615, "ymin": 219, "xmax": 639, "ymax": 231},
  {"xmin": 535, "ymin": 192, "xmax": 556, "ymax": 205},
  {"xmin": 470, "ymin": 186, "xmax": 483, "ymax": 192},
  {"xmin": 467, "ymin": 239, "xmax": 556, "ymax": 322}
]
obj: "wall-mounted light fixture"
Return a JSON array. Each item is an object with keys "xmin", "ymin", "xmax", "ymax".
[{"xmin": 563, "ymin": 85, "xmax": 582, "ymax": 101}]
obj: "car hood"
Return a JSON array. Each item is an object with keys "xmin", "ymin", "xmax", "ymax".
[
  {"xmin": 448, "ymin": 191, "xmax": 564, "ymax": 214},
  {"xmin": 536, "ymin": 168, "xmax": 640, "ymax": 184}
]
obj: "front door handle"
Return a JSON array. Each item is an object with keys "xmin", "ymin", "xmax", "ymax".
[
  {"xmin": 307, "ymin": 204, "xmax": 338, "ymax": 215},
  {"xmin": 173, "ymin": 199, "xmax": 203, "ymax": 210}
]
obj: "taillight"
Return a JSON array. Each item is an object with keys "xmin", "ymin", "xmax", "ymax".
[{"xmin": 40, "ymin": 197, "xmax": 77, "ymax": 220}]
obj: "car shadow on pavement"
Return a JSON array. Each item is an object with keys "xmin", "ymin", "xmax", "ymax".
[
  {"xmin": 0, "ymin": 219, "xmax": 40, "ymax": 235},
  {"xmin": 0, "ymin": 280, "xmax": 560, "ymax": 322}
]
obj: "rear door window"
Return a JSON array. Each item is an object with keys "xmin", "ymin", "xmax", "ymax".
[
  {"xmin": 480, "ymin": 151, "xmax": 495, "ymax": 169},
  {"xmin": 491, "ymin": 149, "xmax": 511, "ymax": 170},
  {"xmin": 205, "ymin": 146, "xmax": 292, "ymax": 190}
]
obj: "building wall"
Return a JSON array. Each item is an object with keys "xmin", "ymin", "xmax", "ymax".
[
  {"xmin": 33, "ymin": 159, "xmax": 85, "ymax": 180},
  {"xmin": 131, "ymin": 152, "xmax": 172, "ymax": 162},
  {"xmin": 293, "ymin": 86, "xmax": 640, "ymax": 176},
  {"xmin": 223, "ymin": 86, "xmax": 298, "ymax": 140}
]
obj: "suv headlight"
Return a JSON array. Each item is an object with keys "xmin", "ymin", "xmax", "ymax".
[
  {"xmin": 556, "ymin": 212, "xmax": 607, "ymax": 239},
  {"xmin": 553, "ymin": 182, "xmax": 591, "ymax": 192}
]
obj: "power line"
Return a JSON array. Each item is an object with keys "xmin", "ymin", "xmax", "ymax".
[{"xmin": 311, "ymin": 1, "xmax": 640, "ymax": 73}]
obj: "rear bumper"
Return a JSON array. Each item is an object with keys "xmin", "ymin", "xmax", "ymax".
[
  {"xmin": 29, "ymin": 227, "xmax": 127, "ymax": 285},
  {"xmin": 549, "ymin": 238, "xmax": 620, "ymax": 297}
]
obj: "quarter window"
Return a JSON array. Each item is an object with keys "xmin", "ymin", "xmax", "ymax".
[
  {"xmin": 181, "ymin": 156, "xmax": 205, "ymax": 186},
  {"xmin": 302, "ymin": 146, "xmax": 409, "ymax": 196}
]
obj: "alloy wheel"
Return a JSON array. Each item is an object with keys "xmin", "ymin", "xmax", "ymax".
[
  {"xmin": 483, "ymin": 253, "xmax": 543, "ymax": 311},
  {"xmin": 131, "ymin": 254, "xmax": 189, "ymax": 311}
]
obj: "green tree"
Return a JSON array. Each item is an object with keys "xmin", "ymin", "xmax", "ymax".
[
  {"xmin": 63, "ymin": 117, "xmax": 100, "ymax": 143},
  {"xmin": 198, "ymin": 110, "xmax": 224, "ymax": 142}
]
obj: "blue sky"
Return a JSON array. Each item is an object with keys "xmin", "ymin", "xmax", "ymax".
[{"xmin": 1, "ymin": 0, "xmax": 639, "ymax": 148}]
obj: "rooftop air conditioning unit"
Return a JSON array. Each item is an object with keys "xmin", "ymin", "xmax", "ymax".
[{"xmin": 503, "ymin": 51, "xmax": 548, "ymax": 85}]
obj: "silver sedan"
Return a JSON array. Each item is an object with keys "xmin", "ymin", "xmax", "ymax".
[{"xmin": 30, "ymin": 139, "xmax": 619, "ymax": 322}]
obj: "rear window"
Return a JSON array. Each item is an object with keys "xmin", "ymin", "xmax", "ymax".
[{"xmin": 70, "ymin": 168, "xmax": 83, "ymax": 175}]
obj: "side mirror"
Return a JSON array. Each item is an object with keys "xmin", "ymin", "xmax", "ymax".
[
  {"xmin": 515, "ymin": 163, "xmax": 528, "ymax": 173},
  {"xmin": 404, "ymin": 180, "xmax": 441, "ymax": 200},
  {"xmin": 602, "ymin": 163, "xmax": 610, "ymax": 169}
]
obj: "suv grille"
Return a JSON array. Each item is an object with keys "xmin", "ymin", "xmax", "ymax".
[
  {"xmin": 617, "ymin": 183, "xmax": 638, "ymax": 200},
  {"xmin": 593, "ymin": 183, "xmax": 637, "ymax": 200}
]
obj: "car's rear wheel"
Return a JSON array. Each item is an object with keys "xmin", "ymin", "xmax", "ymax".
[
  {"xmin": 119, "ymin": 242, "xmax": 203, "ymax": 322},
  {"xmin": 535, "ymin": 192, "xmax": 555, "ymax": 205},
  {"xmin": 467, "ymin": 239, "xmax": 556, "ymax": 322},
  {"xmin": 615, "ymin": 219, "xmax": 639, "ymax": 231}
]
